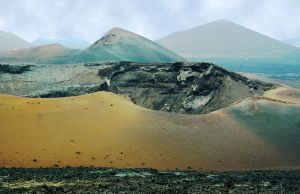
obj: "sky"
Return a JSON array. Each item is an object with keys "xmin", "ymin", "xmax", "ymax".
[{"xmin": 0, "ymin": 0, "xmax": 299, "ymax": 43}]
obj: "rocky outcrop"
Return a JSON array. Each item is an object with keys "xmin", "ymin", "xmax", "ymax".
[
  {"xmin": 0, "ymin": 63, "xmax": 32, "ymax": 74},
  {"xmin": 0, "ymin": 61, "xmax": 275, "ymax": 114}
]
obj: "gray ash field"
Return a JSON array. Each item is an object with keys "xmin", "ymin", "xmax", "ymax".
[{"xmin": 0, "ymin": 168, "xmax": 299, "ymax": 193}]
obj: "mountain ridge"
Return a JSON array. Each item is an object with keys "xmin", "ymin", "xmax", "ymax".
[
  {"xmin": 78, "ymin": 27, "xmax": 185, "ymax": 63},
  {"xmin": 157, "ymin": 19, "xmax": 295, "ymax": 58},
  {"xmin": 0, "ymin": 27, "xmax": 184, "ymax": 63}
]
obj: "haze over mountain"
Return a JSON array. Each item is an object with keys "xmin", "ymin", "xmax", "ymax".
[
  {"xmin": 32, "ymin": 37, "xmax": 90, "ymax": 49},
  {"xmin": 284, "ymin": 37, "xmax": 300, "ymax": 48},
  {"xmin": 0, "ymin": 28, "xmax": 185, "ymax": 64},
  {"xmin": 0, "ymin": 27, "xmax": 184, "ymax": 64},
  {"xmin": 0, "ymin": 44, "xmax": 80, "ymax": 63},
  {"xmin": 157, "ymin": 19, "xmax": 295, "ymax": 59},
  {"xmin": 0, "ymin": 31, "xmax": 33, "ymax": 52},
  {"xmin": 74, "ymin": 27, "xmax": 184, "ymax": 63}
]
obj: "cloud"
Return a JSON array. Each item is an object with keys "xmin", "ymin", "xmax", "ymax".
[{"xmin": 0, "ymin": 0, "xmax": 299, "ymax": 42}]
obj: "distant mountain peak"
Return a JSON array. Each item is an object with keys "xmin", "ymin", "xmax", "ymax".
[
  {"xmin": 91, "ymin": 27, "xmax": 140, "ymax": 48},
  {"xmin": 211, "ymin": 19, "xmax": 232, "ymax": 23},
  {"xmin": 108, "ymin": 27, "xmax": 127, "ymax": 34},
  {"xmin": 158, "ymin": 19, "xmax": 294, "ymax": 58},
  {"xmin": 196, "ymin": 19, "xmax": 243, "ymax": 29},
  {"xmin": 82, "ymin": 27, "xmax": 184, "ymax": 63}
]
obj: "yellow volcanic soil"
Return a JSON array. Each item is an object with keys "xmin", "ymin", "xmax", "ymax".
[
  {"xmin": 0, "ymin": 91, "xmax": 297, "ymax": 171},
  {"xmin": 264, "ymin": 86, "xmax": 300, "ymax": 104}
]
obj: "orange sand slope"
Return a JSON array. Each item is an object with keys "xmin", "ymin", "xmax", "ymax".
[
  {"xmin": 0, "ymin": 90, "xmax": 299, "ymax": 171},
  {"xmin": 264, "ymin": 86, "xmax": 300, "ymax": 104}
]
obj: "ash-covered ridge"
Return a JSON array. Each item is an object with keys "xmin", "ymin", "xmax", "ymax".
[{"xmin": 0, "ymin": 61, "xmax": 275, "ymax": 114}]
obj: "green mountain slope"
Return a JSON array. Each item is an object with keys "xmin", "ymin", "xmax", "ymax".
[{"xmin": 74, "ymin": 27, "xmax": 184, "ymax": 63}]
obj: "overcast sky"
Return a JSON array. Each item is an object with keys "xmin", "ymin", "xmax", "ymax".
[{"xmin": 0, "ymin": 0, "xmax": 299, "ymax": 43}]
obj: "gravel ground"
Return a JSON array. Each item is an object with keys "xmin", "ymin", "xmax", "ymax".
[{"xmin": 0, "ymin": 168, "xmax": 299, "ymax": 193}]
